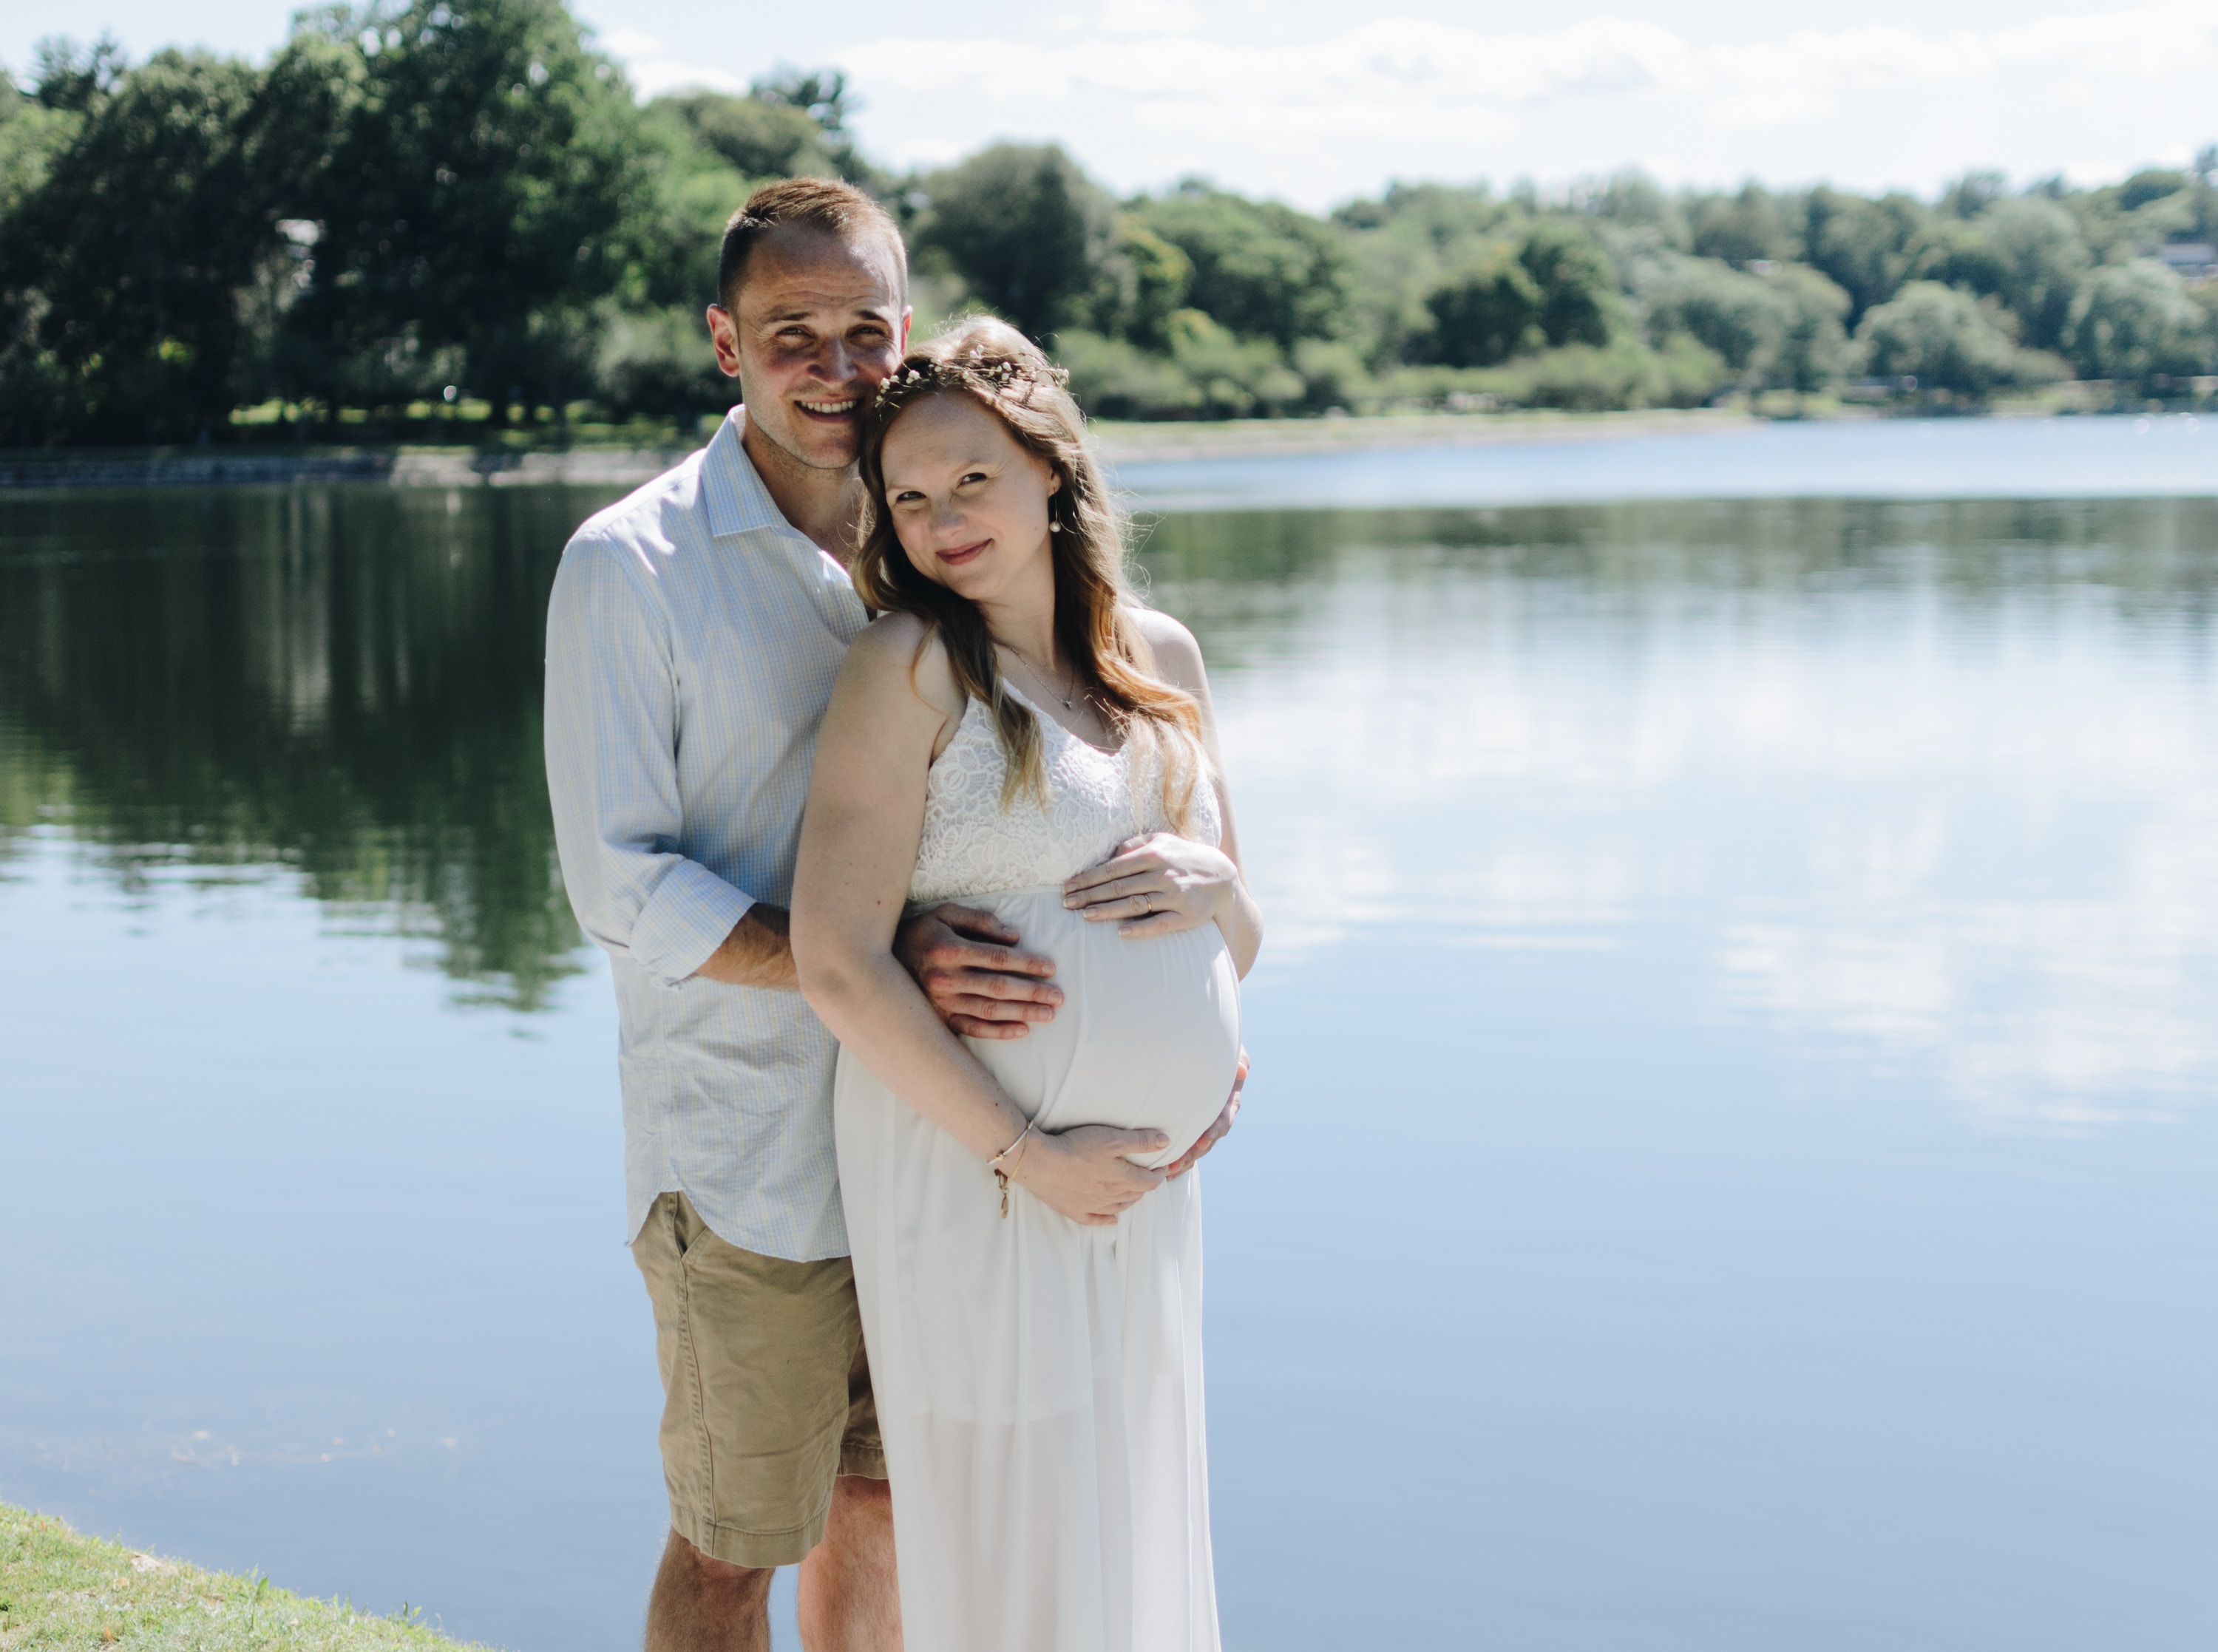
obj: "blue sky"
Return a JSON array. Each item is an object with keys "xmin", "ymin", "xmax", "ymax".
[{"xmin": 9, "ymin": 0, "xmax": 2214, "ymax": 208}]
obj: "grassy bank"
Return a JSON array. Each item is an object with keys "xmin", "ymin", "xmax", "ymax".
[{"xmin": 0, "ymin": 1503, "xmax": 484, "ymax": 1651}]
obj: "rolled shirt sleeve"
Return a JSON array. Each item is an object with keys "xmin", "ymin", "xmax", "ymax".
[{"xmin": 546, "ymin": 532, "xmax": 755, "ymax": 988}]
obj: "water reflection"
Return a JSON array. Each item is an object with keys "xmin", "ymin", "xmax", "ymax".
[
  {"xmin": 0, "ymin": 486, "xmax": 623, "ymax": 1008},
  {"xmin": 1147, "ymin": 499, "xmax": 2218, "ymax": 1132},
  {"xmin": 3, "ymin": 489, "xmax": 2213, "ymax": 1036}
]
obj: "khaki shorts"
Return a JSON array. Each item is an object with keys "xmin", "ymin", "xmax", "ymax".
[{"xmin": 631, "ymin": 1192, "xmax": 885, "ymax": 1568}]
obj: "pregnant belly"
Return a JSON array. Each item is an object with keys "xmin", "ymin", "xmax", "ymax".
[{"xmin": 958, "ymin": 885, "xmax": 1242, "ymax": 1170}]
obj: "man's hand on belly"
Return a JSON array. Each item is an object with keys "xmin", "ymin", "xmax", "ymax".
[
  {"xmin": 1166, "ymin": 1048, "xmax": 1248, "ymax": 1179},
  {"xmin": 895, "ymin": 903, "xmax": 1065, "ymax": 1040}
]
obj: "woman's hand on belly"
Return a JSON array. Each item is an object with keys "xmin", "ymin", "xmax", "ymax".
[
  {"xmin": 1011, "ymin": 1124, "xmax": 1172, "ymax": 1226},
  {"xmin": 1063, "ymin": 832, "xmax": 1240, "ymax": 937}
]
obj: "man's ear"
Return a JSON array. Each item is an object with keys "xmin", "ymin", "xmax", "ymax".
[
  {"xmin": 899, "ymin": 305, "xmax": 913, "ymax": 354},
  {"xmin": 708, "ymin": 304, "xmax": 744, "ymax": 379}
]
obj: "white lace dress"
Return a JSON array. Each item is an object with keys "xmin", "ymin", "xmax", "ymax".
[{"xmin": 832, "ymin": 687, "xmax": 1240, "ymax": 1652}]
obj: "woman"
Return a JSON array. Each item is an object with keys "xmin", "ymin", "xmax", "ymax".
[{"xmin": 791, "ymin": 317, "xmax": 1263, "ymax": 1652}]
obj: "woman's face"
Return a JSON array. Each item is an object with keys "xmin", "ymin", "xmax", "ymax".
[{"xmin": 879, "ymin": 391, "xmax": 1060, "ymax": 611}]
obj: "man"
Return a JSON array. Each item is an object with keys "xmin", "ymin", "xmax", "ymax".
[{"xmin": 546, "ymin": 178, "xmax": 1243, "ymax": 1652}]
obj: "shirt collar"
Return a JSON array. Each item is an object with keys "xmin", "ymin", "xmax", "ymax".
[{"xmin": 701, "ymin": 407, "xmax": 799, "ymax": 541}]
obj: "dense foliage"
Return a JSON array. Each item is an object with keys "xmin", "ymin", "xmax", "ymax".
[{"xmin": 4, "ymin": 1, "xmax": 2217, "ymax": 443}]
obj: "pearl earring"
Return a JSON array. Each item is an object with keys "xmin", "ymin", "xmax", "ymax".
[{"xmin": 1048, "ymin": 521, "xmax": 1063, "ymax": 533}]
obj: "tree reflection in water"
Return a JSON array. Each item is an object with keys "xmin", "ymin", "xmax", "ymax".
[
  {"xmin": 0, "ymin": 483, "xmax": 628, "ymax": 1010},
  {"xmin": 3, "ymin": 483, "xmax": 2211, "ymax": 1013}
]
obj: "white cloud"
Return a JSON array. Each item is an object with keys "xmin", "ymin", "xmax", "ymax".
[
  {"xmin": 594, "ymin": 0, "xmax": 2218, "ymax": 199},
  {"xmin": 840, "ymin": 16, "xmax": 1705, "ymax": 126},
  {"xmin": 602, "ymin": 27, "xmax": 748, "ymax": 98},
  {"xmin": 778, "ymin": 3, "xmax": 2218, "ymax": 147}
]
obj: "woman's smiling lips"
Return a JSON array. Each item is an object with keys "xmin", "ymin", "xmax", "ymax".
[{"xmin": 936, "ymin": 537, "xmax": 990, "ymax": 568}]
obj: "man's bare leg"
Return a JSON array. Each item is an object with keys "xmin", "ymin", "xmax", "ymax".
[
  {"xmin": 795, "ymin": 1475, "xmax": 901, "ymax": 1651},
  {"xmin": 645, "ymin": 1530, "xmax": 774, "ymax": 1652}
]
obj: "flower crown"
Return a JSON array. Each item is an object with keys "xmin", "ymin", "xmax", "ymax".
[{"xmin": 874, "ymin": 349, "xmax": 1071, "ymax": 409}]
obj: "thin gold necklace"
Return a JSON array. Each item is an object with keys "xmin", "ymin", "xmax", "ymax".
[{"xmin": 1003, "ymin": 643, "xmax": 1079, "ymax": 710}]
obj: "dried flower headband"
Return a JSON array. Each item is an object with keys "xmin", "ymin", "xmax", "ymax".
[{"xmin": 875, "ymin": 353, "xmax": 1071, "ymax": 409}]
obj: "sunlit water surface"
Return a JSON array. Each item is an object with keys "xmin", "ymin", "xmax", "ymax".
[{"xmin": 3, "ymin": 424, "xmax": 2215, "ymax": 1651}]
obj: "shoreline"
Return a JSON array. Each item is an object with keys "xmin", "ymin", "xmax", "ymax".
[{"xmin": 1, "ymin": 405, "xmax": 1829, "ymax": 492}]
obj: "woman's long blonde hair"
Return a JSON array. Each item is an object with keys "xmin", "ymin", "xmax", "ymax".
[{"xmin": 852, "ymin": 317, "xmax": 1207, "ymax": 830}]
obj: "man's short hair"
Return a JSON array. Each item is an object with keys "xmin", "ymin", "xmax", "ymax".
[{"xmin": 717, "ymin": 178, "xmax": 909, "ymax": 314}]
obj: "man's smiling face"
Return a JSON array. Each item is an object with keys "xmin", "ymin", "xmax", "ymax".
[{"xmin": 710, "ymin": 226, "xmax": 909, "ymax": 474}]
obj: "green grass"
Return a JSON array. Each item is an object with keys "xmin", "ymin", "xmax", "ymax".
[{"xmin": 0, "ymin": 1503, "xmax": 490, "ymax": 1651}]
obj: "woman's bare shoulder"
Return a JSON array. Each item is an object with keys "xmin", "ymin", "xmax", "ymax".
[
  {"xmin": 1125, "ymin": 603, "xmax": 1207, "ymax": 693},
  {"xmin": 844, "ymin": 611, "xmax": 964, "ymax": 721}
]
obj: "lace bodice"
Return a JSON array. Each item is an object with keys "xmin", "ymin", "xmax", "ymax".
[{"xmin": 910, "ymin": 688, "xmax": 1221, "ymax": 905}]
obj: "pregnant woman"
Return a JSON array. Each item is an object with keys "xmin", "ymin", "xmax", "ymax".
[{"xmin": 792, "ymin": 317, "xmax": 1262, "ymax": 1651}]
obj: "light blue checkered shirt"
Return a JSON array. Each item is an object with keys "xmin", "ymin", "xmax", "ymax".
[{"xmin": 545, "ymin": 409, "xmax": 867, "ymax": 1260}]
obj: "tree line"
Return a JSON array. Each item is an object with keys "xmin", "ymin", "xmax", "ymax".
[{"xmin": 4, "ymin": 0, "xmax": 2216, "ymax": 446}]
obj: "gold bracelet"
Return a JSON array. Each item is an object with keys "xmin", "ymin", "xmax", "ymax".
[{"xmin": 988, "ymin": 1117, "xmax": 1038, "ymax": 1218}]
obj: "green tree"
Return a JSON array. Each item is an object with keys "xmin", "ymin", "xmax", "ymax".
[
  {"xmin": 1517, "ymin": 219, "xmax": 1620, "ymax": 347},
  {"xmin": 1570, "ymin": 169, "xmax": 1689, "ymax": 244},
  {"xmin": 2066, "ymin": 260, "xmax": 2212, "ymax": 386},
  {"xmin": 0, "ymin": 56, "xmax": 92, "ymax": 442},
  {"xmin": 915, "ymin": 143, "xmax": 1113, "ymax": 339},
  {"xmin": 1973, "ymin": 196, "xmax": 2090, "ymax": 351},
  {"xmin": 1643, "ymin": 257, "xmax": 1851, "ymax": 392},
  {"xmin": 285, "ymin": 0, "xmax": 645, "ymax": 420},
  {"xmin": 0, "ymin": 65, "xmax": 75, "ymax": 213},
  {"xmin": 1937, "ymin": 169, "xmax": 2007, "ymax": 220},
  {"xmin": 654, "ymin": 92, "xmax": 834, "ymax": 182},
  {"xmin": 26, "ymin": 34, "xmax": 126, "ymax": 114},
  {"xmin": 585, "ymin": 95, "xmax": 750, "ymax": 422},
  {"xmin": 1082, "ymin": 218, "xmax": 1192, "ymax": 349},
  {"xmin": 1804, "ymin": 187, "xmax": 1933, "ymax": 324},
  {"xmin": 2118, "ymin": 169, "xmax": 2190, "ymax": 211},
  {"xmin": 1329, "ymin": 180, "xmax": 1515, "ymax": 365},
  {"xmin": 648, "ymin": 68, "xmax": 867, "ymax": 189},
  {"xmin": 9, "ymin": 44, "xmax": 266, "ymax": 441},
  {"xmin": 1911, "ymin": 219, "xmax": 2007, "ymax": 299},
  {"xmin": 1688, "ymin": 182, "xmax": 1797, "ymax": 266},
  {"xmin": 1854, "ymin": 280, "xmax": 2027, "ymax": 396},
  {"xmin": 1424, "ymin": 245, "xmax": 1542, "ymax": 367},
  {"xmin": 1767, "ymin": 264, "xmax": 1853, "ymax": 392},
  {"xmin": 1138, "ymin": 183, "xmax": 1354, "ymax": 349},
  {"xmin": 1644, "ymin": 257, "xmax": 1786, "ymax": 382}
]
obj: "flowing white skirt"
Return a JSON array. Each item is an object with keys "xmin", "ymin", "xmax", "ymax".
[{"xmin": 834, "ymin": 885, "xmax": 1241, "ymax": 1652}]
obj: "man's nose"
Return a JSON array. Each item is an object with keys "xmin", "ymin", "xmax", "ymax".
[{"xmin": 815, "ymin": 337, "xmax": 855, "ymax": 384}]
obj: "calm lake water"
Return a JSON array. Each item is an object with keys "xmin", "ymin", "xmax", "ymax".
[{"xmin": 3, "ymin": 418, "xmax": 2215, "ymax": 1651}]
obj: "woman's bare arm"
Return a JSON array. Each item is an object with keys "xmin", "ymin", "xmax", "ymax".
[
  {"xmin": 1062, "ymin": 608, "xmax": 1265, "ymax": 976},
  {"xmin": 792, "ymin": 617, "xmax": 1170, "ymax": 1226}
]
